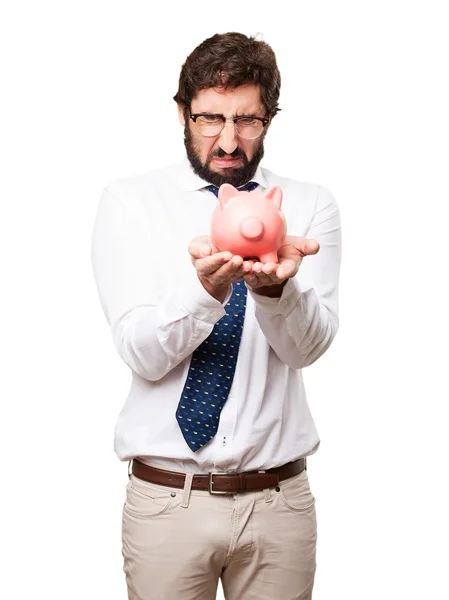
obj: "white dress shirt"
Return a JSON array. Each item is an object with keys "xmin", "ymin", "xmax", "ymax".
[{"xmin": 91, "ymin": 159, "xmax": 342, "ymax": 474}]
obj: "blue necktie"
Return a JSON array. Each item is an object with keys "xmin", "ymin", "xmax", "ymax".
[
  {"xmin": 176, "ymin": 181, "xmax": 258, "ymax": 452},
  {"xmin": 203, "ymin": 181, "xmax": 259, "ymax": 196}
]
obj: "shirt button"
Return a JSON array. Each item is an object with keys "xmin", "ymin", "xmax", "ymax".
[{"xmin": 281, "ymin": 300, "xmax": 288, "ymax": 307}]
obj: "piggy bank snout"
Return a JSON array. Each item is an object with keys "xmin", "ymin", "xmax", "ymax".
[
  {"xmin": 211, "ymin": 184, "xmax": 287, "ymax": 262},
  {"xmin": 239, "ymin": 217, "xmax": 264, "ymax": 241}
]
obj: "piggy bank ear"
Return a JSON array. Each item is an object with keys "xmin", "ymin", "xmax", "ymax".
[
  {"xmin": 218, "ymin": 183, "xmax": 239, "ymax": 207},
  {"xmin": 264, "ymin": 186, "xmax": 283, "ymax": 209}
]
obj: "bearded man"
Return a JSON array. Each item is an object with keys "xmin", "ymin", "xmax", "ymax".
[{"xmin": 92, "ymin": 31, "xmax": 342, "ymax": 600}]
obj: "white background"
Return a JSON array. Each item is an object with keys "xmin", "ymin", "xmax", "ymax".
[{"xmin": 1, "ymin": 1, "xmax": 448, "ymax": 598}]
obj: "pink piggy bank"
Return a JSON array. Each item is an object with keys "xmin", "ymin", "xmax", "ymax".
[{"xmin": 210, "ymin": 183, "xmax": 286, "ymax": 263}]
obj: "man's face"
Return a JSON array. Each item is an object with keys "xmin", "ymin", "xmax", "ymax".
[{"xmin": 179, "ymin": 84, "xmax": 269, "ymax": 188}]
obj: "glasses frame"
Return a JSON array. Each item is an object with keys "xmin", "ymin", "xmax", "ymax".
[{"xmin": 189, "ymin": 113, "xmax": 270, "ymax": 139}]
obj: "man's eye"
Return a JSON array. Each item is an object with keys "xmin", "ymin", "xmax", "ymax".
[
  {"xmin": 198, "ymin": 116, "xmax": 222, "ymax": 125},
  {"xmin": 237, "ymin": 118, "xmax": 258, "ymax": 126}
]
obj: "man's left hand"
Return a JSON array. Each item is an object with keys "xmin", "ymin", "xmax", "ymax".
[{"xmin": 244, "ymin": 236, "xmax": 320, "ymax": 297}]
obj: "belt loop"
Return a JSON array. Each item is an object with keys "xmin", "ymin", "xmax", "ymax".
[
  {"xmin": 181, "ymin": 472, "xmax": 194, "ymax": 508},
  {"xmin": 128, "ymin": 459, "xmax": 133, "ymax": 479},
  {"xmin": 258, "ymin": 470, "xmax": 272, "ymax": 503}
]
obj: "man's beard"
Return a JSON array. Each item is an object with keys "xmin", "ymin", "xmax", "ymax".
[{"xmin": 184, "ymin": 125, "xmax": 265, "ymax": 188}]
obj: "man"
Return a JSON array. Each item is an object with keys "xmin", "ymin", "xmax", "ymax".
[{"xmin": 92, "ymin": 32, "xmax": 341, "ymax": 600}]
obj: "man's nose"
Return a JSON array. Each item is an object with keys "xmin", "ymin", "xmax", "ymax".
[{"xmin": 218, "ymin": 120, "xmax": 239, "ymax": 155}]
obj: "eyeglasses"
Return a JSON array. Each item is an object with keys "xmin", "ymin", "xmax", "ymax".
[{"xmin": 189, "ymin": 113, "xmax": 270, "ymax": 140}]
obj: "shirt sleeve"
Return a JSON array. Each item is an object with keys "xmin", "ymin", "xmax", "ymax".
[
  {"xmin": 247, "ymin": 185, "xmax": 342, "ymax": 369},
  {"xmin": 91, "ymin": 188, "xmax": 230, "ymax": 381}
]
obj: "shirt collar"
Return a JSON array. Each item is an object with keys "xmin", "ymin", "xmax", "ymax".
[{"xmin": 177, "ymin": 157, "xmax": 269, "ymax": 192}]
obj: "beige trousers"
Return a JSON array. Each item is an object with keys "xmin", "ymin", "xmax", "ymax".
[{"xmin": 122, "ymin": 468, "xmax": 317, "ymax": 600}]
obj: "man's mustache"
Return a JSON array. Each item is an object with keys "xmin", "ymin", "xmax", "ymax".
[{"xmin": 212, "ymin": 148, "xmax": 246, "ymax": 159}]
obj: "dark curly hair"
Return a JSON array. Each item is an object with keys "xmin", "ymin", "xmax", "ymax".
[{"xmin": 173, "ymin": 32, "xmax": 281, "ymax": 119}]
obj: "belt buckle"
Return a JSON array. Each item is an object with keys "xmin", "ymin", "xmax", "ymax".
[{"xmin": 209, "ymin": 472, "xmax": 234, "ymax": 495}]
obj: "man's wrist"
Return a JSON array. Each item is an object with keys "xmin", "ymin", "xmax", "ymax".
[
  {"xmin": 248, "ymin": 280, "xmax": 288, "ymax": 298},
  {"xmin": 198, "ymin": 275, "xmax": 229, "ymax": 303}
]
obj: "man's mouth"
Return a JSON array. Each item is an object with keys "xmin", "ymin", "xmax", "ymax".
[{"xmin": 211, "ymin": 156, "xmax": 242, "ymax": 168}]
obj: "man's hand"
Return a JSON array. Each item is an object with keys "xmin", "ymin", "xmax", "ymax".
[
  {"xmin": 244, "ymin": 236, "xmax": 320, "ymax": 297},
  {"xmin": 189, "ymin": 236, "xmax": 254, "ymax": 302},
  {"xmin": 189, "ymin": 235, "xmax": 319, "ymax": 301}
]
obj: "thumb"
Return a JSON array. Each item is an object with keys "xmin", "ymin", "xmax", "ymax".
[
  {"xmin": 295, "ymin": 238, "xmax": 320, "ymax": 256},
  {"xmin": 189, "ymin": 235, "xmax": 212, "ymax": 258},
  {"xmin": 199, "ymin": 243, "xmax": 212, "ymax": 257},
  {"xmin": 284, "ymin": 235, "xmax": 320, "ymax": 256},
  {"xmin": 302, "ymin": 238, "xmax": 320, "ymax": 256}
]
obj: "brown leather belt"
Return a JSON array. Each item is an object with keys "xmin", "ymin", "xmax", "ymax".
[{"xmin": 131, "ymin": 458, "xmax": 306, "ymax": 494}]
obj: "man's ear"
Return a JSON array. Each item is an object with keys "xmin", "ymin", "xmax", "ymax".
[{"xmin": 177, "ymin": 104, "xmax": 186, "ymax": 126}]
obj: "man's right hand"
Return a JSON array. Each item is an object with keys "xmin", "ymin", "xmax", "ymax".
[{"xmin": 188, "ymin": 236, "xmax": 253, "ymax": 302}]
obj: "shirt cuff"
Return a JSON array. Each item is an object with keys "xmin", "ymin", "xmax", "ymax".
[
  {"xmin": 247, "ymin": 278, "xmax": 301, "ymax": 316},
  {"xmin": 174, "ymin": 266, "xmax": 228, "ymax": 324}
]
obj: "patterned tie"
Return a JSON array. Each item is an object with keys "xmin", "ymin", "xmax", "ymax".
[
  {"xmin": 203, "ymin": 181, "xmax": 259, "ymax": 196},
  {"xmin": 176, "ymin": 181, "xmax": 258, "ymax": 452}
]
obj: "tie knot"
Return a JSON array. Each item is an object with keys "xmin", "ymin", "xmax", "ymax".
[
  {"xmin": 239, "ymin": 181, "xmax": 259, "ymax": 193},
  {"xmin": 204, "ymin": 182, "xmax": 258, "ymax": 197}
]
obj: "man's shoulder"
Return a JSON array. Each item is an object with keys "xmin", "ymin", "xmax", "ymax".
[
  {"xmin": 104, "ymin": 163, "xmax": 183, "ymax": 201},
  {"xmin": 262, "ymin": 168, "xmax": 338, "ymax": 212},
  {"xmin": 262, "ymin": 166, "xmax": 320, "ymax": 193}
]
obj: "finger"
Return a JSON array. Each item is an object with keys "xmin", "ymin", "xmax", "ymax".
[
  {"xmin": 276, "ymin": 258, "xmax": 298, "ymax": 279},
  {"xmin": 207, "ymin": 236, "xmax": 220, "ymax": 254},
  {"xmin": 255, "ymin": 273, "xmax": 282, "ymax": 287},
  {"xmin": 303, "ymin": 238, "xmax": 320, "ymax": 255},
  {"xmin": 213, "ymin": 255, "xmax": 245, "ymax": 283},
  {"xmin": 198, "ymin": 243, "xmax": 212, "ymax": 257},
  {"xmin": 189, "ymin": 235, "xmax": 214, "ymax": 258},
  {"xmin": 244, "ymin": 272, "xmax": 259, "ymax": 287},
  {"xmin": 284, "ymin": 236, "xmax": 320, "ymax": 256},
  {"xmin": 261, "ymin": 262, "xmax": 278, "ymax": 275},
  {"xmin": 242, "ymin": 259, "xmax": 255, "ymax": 273},
  {"xmin": 231, "ymin": 255, "xmax": 244, "ymax": 268},
  {"xmin": 204, "ymin": 255, "xmax": 246, "ymax": 286},
  {"xmin": 219, "ymin": 255, "xmax": 244, "ymax": 279},
  {"xmin": 252, "ymin": 261, "xmax": 264, "ymax": 273},
  {"xmin": 196, "ymin": 252, "xmax": 233, "ymax": 276}
]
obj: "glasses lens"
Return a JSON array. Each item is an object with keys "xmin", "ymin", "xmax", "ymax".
[
  {"xmin": 195, "ymin": 116, "xmax": 223, "ymax": 137},
  {"xmin": 236, "ymin": 118, "xmax": 264, "ymax": 140}
]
